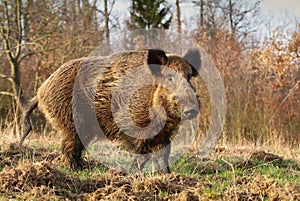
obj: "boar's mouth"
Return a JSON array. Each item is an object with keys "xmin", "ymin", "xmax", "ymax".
[{"xmin": 182, "ymin": 108, "xmax": 199, "ymax": 120}]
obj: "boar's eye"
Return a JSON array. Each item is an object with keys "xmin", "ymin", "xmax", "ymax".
[{"xmin": 166, "ymin": 75, "xmax": 175, "ymax": 82}]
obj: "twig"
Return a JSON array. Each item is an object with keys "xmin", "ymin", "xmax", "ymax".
[
  {"xmin": 0, "ymin": 73, "xmax": 12, "ymax": 80},
  {"xmin": 267, "ymin": 79, "xmax": 300, "ymax": 127},
  {"xmin": 0, "ymin": 91, "xmax": 14, "ymax": 97}
]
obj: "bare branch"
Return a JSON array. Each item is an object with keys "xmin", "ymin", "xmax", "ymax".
[
  {"xmin": 15, "ymin": 0, "xmax": 23, "ymax": 59},
  {"xmin": 0, "ymin": 73, "xmax": 13, "ymax": 82},
  {"xmin": 95, "ymin": 7, "xmax": 104, "ymax": 15},
  {"xmin": 3, "ymin": 0, "xmax": 11, "ymax": 37},
  {"xmin": 0, "ymin": 91, "xmax": 14, "ymax": 97},
  {"xmin": 19, "ymin": 52, "xmax": 36, "ymax": 63},
  {"xmin": 108, "ymin": 0, "xmax": 116, "ymax": 16},
  {"xmin": 0, "ymin": 1, "xmax": 14, "ymax": 62},
  {"xmin": 11, "ymin": 40, "xmax": 44, "ymax": 51},
  {"xmin": 0, "ymin": 73, "xmax": 10, "ymax": 79}
]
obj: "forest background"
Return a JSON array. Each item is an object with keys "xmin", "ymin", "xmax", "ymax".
[{"xmin": 0, "ymin": 0, "xmax": 299, "ymax": 149}]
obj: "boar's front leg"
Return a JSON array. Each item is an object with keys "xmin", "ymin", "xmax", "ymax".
[{"xmin": 152, "ymin": 141, "xmax": 171, "ymax": 173}]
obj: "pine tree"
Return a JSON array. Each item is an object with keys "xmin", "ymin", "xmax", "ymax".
[{"xmin": 130, "ymin": 0, "xmax": 172, "ymax": 29}]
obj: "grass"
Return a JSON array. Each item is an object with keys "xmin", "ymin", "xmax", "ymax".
[
  {"xmin": 249, "ymin": 160, "xmax": 300, "ymax": 186},
  {"xmin": 0, "ymin": 131, "xmax": 299, "ymax": 200},
  {"xmin": 169, "ymin": 151, "xmax": 300, "ymax": 196}
]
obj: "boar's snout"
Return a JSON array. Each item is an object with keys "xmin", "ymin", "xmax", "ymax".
[{"xmin": 183, "ymin": 108, "xmax": 199, "ymax": 120}]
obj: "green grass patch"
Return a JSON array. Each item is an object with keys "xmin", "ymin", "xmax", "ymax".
[
  {"xmin": 249, "ymin": 163, "xmax": 300, "ymax": 187},
  {"xmin": 171, "ymin": 153, "xmax": 300, "ymax": 191}
]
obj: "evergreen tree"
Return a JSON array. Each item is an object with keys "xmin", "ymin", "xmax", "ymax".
[{"xmin": 130, "ymin": 0, "xmax": 172, "ymax": 29}]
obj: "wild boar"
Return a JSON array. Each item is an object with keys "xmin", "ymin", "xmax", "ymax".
[{"xmin": 21, "ymin": 48, "xmax": 201, "ymax": 172}]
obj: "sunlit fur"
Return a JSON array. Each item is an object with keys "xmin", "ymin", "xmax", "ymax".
[{"xmin": 24, "ymin": 49, "xmax": 200, "ymax": 172}]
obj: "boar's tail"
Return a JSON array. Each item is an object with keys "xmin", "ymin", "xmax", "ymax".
[{"xmin": 20, "ymin": 96, "xmax": 38, "ymax": 147}]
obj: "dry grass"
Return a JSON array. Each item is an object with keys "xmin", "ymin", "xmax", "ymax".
[{"xmin": 0, "ymin": 132, "xmax": 299, "ymax": 200}]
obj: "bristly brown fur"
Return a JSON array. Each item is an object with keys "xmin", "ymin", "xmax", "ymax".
[{"xmin": 21, "ymin": 49, "xmax": 201, "ymax": 172}]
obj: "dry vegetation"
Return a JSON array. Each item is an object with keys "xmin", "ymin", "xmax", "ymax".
[
  {"xmin": 1, "ymin": 0, "xmax": 300, "ymax": 200},
  {"xmin": 194, "ymin": 27, "xmax": 300, "ymax": 148},
  {"xmin": 0, "ymin": 136, "xmax": 299, "ymax": 200}
]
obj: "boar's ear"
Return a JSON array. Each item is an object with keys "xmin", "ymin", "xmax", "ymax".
[
  {"xmin": 147, "ymin": 49, "xmax": 168, "ymax": 75},
  {"xmin": 183, "ymin": 48, "xmax": 201, "ymax": 77}
]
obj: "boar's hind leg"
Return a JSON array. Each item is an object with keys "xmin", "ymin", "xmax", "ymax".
[
  {"xmin": 132, "ymin": 155, "xmax": 151, "ymax": 172},
  {"xmin": 61, "ymin": 131, "xmax": 85, "ymax": 170}
]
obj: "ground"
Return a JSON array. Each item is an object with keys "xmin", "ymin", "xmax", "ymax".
[{"xmin": 0, "ymin": 139, "xmax": 299, "ymax": 200}]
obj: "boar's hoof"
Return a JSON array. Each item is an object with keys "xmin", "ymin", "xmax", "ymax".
[
  {"xmin": 164, "ymin": 166, "xmax": 171, "ymax": 174},
  {"xmin": 69, "ymin": 158, "xmax": 84, "ymax": 171}
]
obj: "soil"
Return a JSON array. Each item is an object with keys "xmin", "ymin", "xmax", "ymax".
[{"xmin": 0, "ymin": 143, "xmax": 299, "ymax": 200}]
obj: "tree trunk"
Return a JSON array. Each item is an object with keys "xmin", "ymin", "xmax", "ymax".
[
  {"xmin": 200, "ymin": 0, "xmax": 204, "ymax": 28},
  {"xmin": 1, "ymin": 0, "xmax": 27, "ymax": 113},
  {"xmin": 176, "ymin": 0, "xmax": 181, "ymax": 34},
  {"xmin": 175, "ymin": 0, "xmax": 182, "ymax": 52},
  {"xmin": 10, "ymin": 60, "xmax": 27, "ymax": 113},
  {"xmin": 229, "ymin": 0, "xmax": 235, "ymax": 35},
  {"xmin": 104, "ymin": 0, "xmax": 110, "ymax": 41}
]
